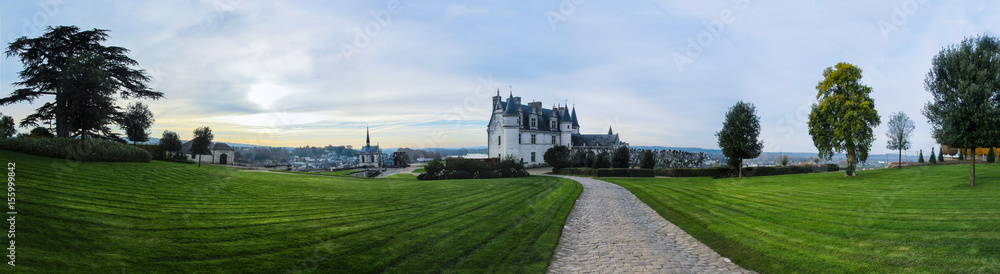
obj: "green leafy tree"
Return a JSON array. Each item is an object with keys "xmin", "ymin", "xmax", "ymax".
[
  {"xmin": 2, "ymin": 26, "xmax": 162, "ymax": 138},
  {"xmin": 191, "ymin": 126, "xmax": 214, "ymax": 167},
  {"xmin": 60, "ymin": 53, "xmax": 122, "ymax": 139},
  {"xmin": 781, "ymin": 155, "xmax": 789, "ymax": 166},
  {"xmin": 594, "ymin": 152, "xmax": 612, "ymax": 169},
  {"xmin": 885, "ymin": 111, "xmax": 915, "ymax": 168},
  {"xmin": 959, "ymin": 150, "xmax": 965, "ymax": 161},
  {"xmin": 923, "ymin": 35, "xmax": 1000, "ymax": 186},
  {"xmin": 120, "ymin": 102, "xmax": 155, "ymax": 144},
  {"xmin": 160, "ymin": 130, "xmax": 182, "ymax": 158},
  {"xmin": 543, "ymin": 145, "xmax": 571, "ymax": 173},
  {"xmin": 28, "ymin": 127, "xmax": 54, "ymax": 138},
  {"xmin": 988, "ymin": 148, "xmax": 996, "ymax": 164},
  {"xmin": 808, "ymin": 62, "xmax": 881, "ymax": 176},
  {"xmin": 612, "ymin": 146, "xmax": 630, "ymax": 168},
  {"xmin": 918, "ymin": 149, "xmax": 925, "ymax": 163},
  {"xmin": 0, "ymin": 114, "xmax": 14, "ymax": 139},
  {"xmin": 640, "ymin": 150, "xmax": 655, "ymax": 169},
  {"xmin": 716, "ymin": 101, "xmax": 763, "ymax": 178},
  {"xmin": 929, "ymin": 148, "xmax": 937, "ymax": 164}
]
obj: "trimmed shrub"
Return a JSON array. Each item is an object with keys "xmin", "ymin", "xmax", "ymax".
[
  {"xmin": 0, "ymin": 138, "xmax": 151, "ymax": 162},
  {"xmin": 825, "ymin": 164, "xmax": 840, "ymax": 172}
]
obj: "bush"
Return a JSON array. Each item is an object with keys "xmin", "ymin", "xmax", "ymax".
[
  {"xmin": 135, "ymin": 144, "xmax": 165, "ymax": 161},
  {"xmin": 0, "ymin": 138, "xmax": 151, "ymax": 162},
  {"xmin": 825, "ymin": 164, "xmax": 840, "ymax": 172}
]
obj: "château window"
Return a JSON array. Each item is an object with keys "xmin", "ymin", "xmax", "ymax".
[
  {"xmin": 530, "ymin": 118, "xmax": 537, "ymax": 128},
  {"xmin": 519, "ymin": 134, "xmax": 522, "ymax": 144},
  {"xmin": 531, "ymin": 134, "xmax": 536, "ymax": 144},
  {"xmin": 551, "ymin": 135, "xmax": 556, "ymax": 144},
  {"xmin": 531, "ymin": 152, "xmax": 536, "ymax": 162},
  {"xmin": 498, "ymin": 136, "xmax": 501, "ymax": 146},
  {"xmin": 551, "ymin": 121, "xmax": 556, "ymax": 129}
]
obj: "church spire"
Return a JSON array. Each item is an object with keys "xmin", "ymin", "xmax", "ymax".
[
  {"xmin": 608, "ymin": 126, "xmax": 614, "ymax": 135},
  {"xmin": 366, "ymin": 127, "xmax": 371, "ymax": 147}
]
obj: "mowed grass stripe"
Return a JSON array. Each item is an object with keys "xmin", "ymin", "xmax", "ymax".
[
  {"xmin": 608, "ymin": 164, "xmax": 1000, "ymax": 272},
  {"xmin": 5, "ymin": 150, "xmax": 581, "ymax": 273}
]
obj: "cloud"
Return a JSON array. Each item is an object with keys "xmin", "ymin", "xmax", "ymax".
[
  {"xmin": 2, "ymin": 1, "xmax": 998, "ymax": 154},
  {"xmin": 446, "ymin": 4, "xmax": 488, "ymax": 18}
]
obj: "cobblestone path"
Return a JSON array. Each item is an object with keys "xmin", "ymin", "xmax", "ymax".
[{"xmin": 546, "ymin": 175, "xmax": 755, "ymax": 273}]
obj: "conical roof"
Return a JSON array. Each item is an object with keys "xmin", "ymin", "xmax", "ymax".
[
  {"xmin": 503, "ymin": 93, "xmax": 520, "ymax": 115},
  {"xmin": 560, "ymin": 106, "xmax": 572, "ymax": 122},
  {"xmin": 571, "ymin": 106, "xmax": 579, "ymax": 127}
]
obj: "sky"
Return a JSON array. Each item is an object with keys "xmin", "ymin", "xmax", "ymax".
[{"xmin": 0, "ymin": 0, "xmax": 997, "ymax": 155}]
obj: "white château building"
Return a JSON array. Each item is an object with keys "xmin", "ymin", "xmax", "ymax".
[
  {"xmin": 357, "ymin": 127, "xmax": 383, "ymax": 168},
  {"xmin": 487, "ymin": 92, "xmax": 626, "ymax": 167}
]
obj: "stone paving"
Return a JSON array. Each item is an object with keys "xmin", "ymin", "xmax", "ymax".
[{"xmin": 546, "ymin": 175, "xmax": 755, "ymax": 274}]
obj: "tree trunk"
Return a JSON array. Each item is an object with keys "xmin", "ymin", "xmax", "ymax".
[
  {"xmin": 738, "ymin": 159, "xmax": 743, "ymax": 179},
  {"xmin": 198, "ymin": 154, "xmax": 202, "ymax": 168},
  {"xmin": 55, "ymin": 89, "xmax": 70, "ymax": 138},
  {"xmin": 898, "ymin": 149, "xmax": 902, "ymax": 169},
  {"xmin": 970, "ymin": 153, "xmax": 976, "ymax": 187},
  {"xmin": 846, "ymin": 149, "xmax": 856, "ymax": 176}
]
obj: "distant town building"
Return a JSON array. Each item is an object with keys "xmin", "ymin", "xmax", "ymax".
[
  {"xmin": 487, "ymin": 91, "xmax": 626, "ymax": 167},
  {"xmin": 180, "ymin": 141, "xmax": 235, "ymax": 165},
  {"xmin": 357, "ymin": 127, "xmax": 383, "ymax": 168}
]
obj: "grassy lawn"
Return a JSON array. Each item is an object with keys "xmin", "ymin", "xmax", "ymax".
[
  {"xmin": 414, "ymin": 168, "xmax": 426, "ymax": 173},
  {"xmin": 606, "ymin": 164, "xmax": 1000, "ymax": 273},
  {"xmin": 3, "ymin": 150, "xmax": 581, "ymax": 272}
]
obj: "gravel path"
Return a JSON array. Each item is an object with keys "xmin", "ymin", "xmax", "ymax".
[{"xmin": 546, "ymin": 175, "xmax": 754, "ymax": 273}]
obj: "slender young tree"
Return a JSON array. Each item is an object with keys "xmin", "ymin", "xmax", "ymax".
[
  {"xmin": 160, "ymin": 130, "xmax": 182, "ymax": 159},
  {"xmin": 2, "ymin": 26, "xmax": 162, "ymax": 138},
  {"xmin": 191, "ymin": 126, "xmax": 214, "ymax": 167},
  {"xmin": 120, "ymin": 102, "xmax": 155, "ymax": 144},
  {"xmin": 716, "ymin": 101, "xmax": 764, "ymax": 178},
  {"xmin": 938, "ymin": 147, "xmax": 945, "ymax": 162},
  {"xmin": 809, "ymin": 62, "xmax": 881, "ymax": 176},
  {"xmin": 885, "ymin": 112, "xmax": 915, "ymax": 168},
  {"xmin": 988, "ymin": 147, "xmax": 996, "ymax": 164},
  {"xmin": 918, "ymin": 149, "xmax": 925, "ymax": 163},
  {"xmin": 929, "ymin": 148, "xmax": 937, "ymax": 164},
  {"xmin": 923, "ymin": 35, "xmax": 1000, "ymax": 186},
  {"xmin": 612, "ymin": 146, "xmax": 631, "ymax": 168},
  {"xmin": 0, "ymin": 114, "xmax": 14, "ymax": 139},
  {"xmin": 640, "ymin": 150, "xmax": 656, "ymax": 169}
]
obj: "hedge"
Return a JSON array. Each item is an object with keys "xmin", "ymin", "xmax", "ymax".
[
  {"xmin": 417, "ymin": 157, "xmax": 529, "ymax": 180},
  {"xmin": 559, "ymin": 168, "xmax": 654, "ymax": 177},
  {"xmin": 0, "ymin": 138, "xmax": 151, "ymax": 163}
]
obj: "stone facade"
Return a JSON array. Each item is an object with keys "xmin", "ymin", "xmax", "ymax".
[
  {"xmin": 181, "ymin": 141, "xmax": 236, "ymax": 165},
  {"xmin": 487, "ymin": 92, "xmax": 625, "ymax": 167}
]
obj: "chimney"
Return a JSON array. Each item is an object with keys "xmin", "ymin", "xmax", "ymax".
[{"xmin": 528, "ymin": 102, "xmax": 542, "ymax": 114}]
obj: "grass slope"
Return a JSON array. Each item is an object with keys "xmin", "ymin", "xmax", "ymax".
[
  {"xmin": 607, "ymin": 164, "xmax": 1000, "ymax": 273},
  {"xmin": 3, "ymin": 150, "xmax": 580, "ymax": 273}
]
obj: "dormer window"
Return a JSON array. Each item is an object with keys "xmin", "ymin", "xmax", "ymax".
[{"xmin": 530, "ymin": 118, "xmax": 537, "ymax": 128}]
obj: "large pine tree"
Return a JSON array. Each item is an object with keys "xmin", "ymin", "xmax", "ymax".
[{"xmin": 2, "ymin": 26, "xmax": 161, "ymax": 138}]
